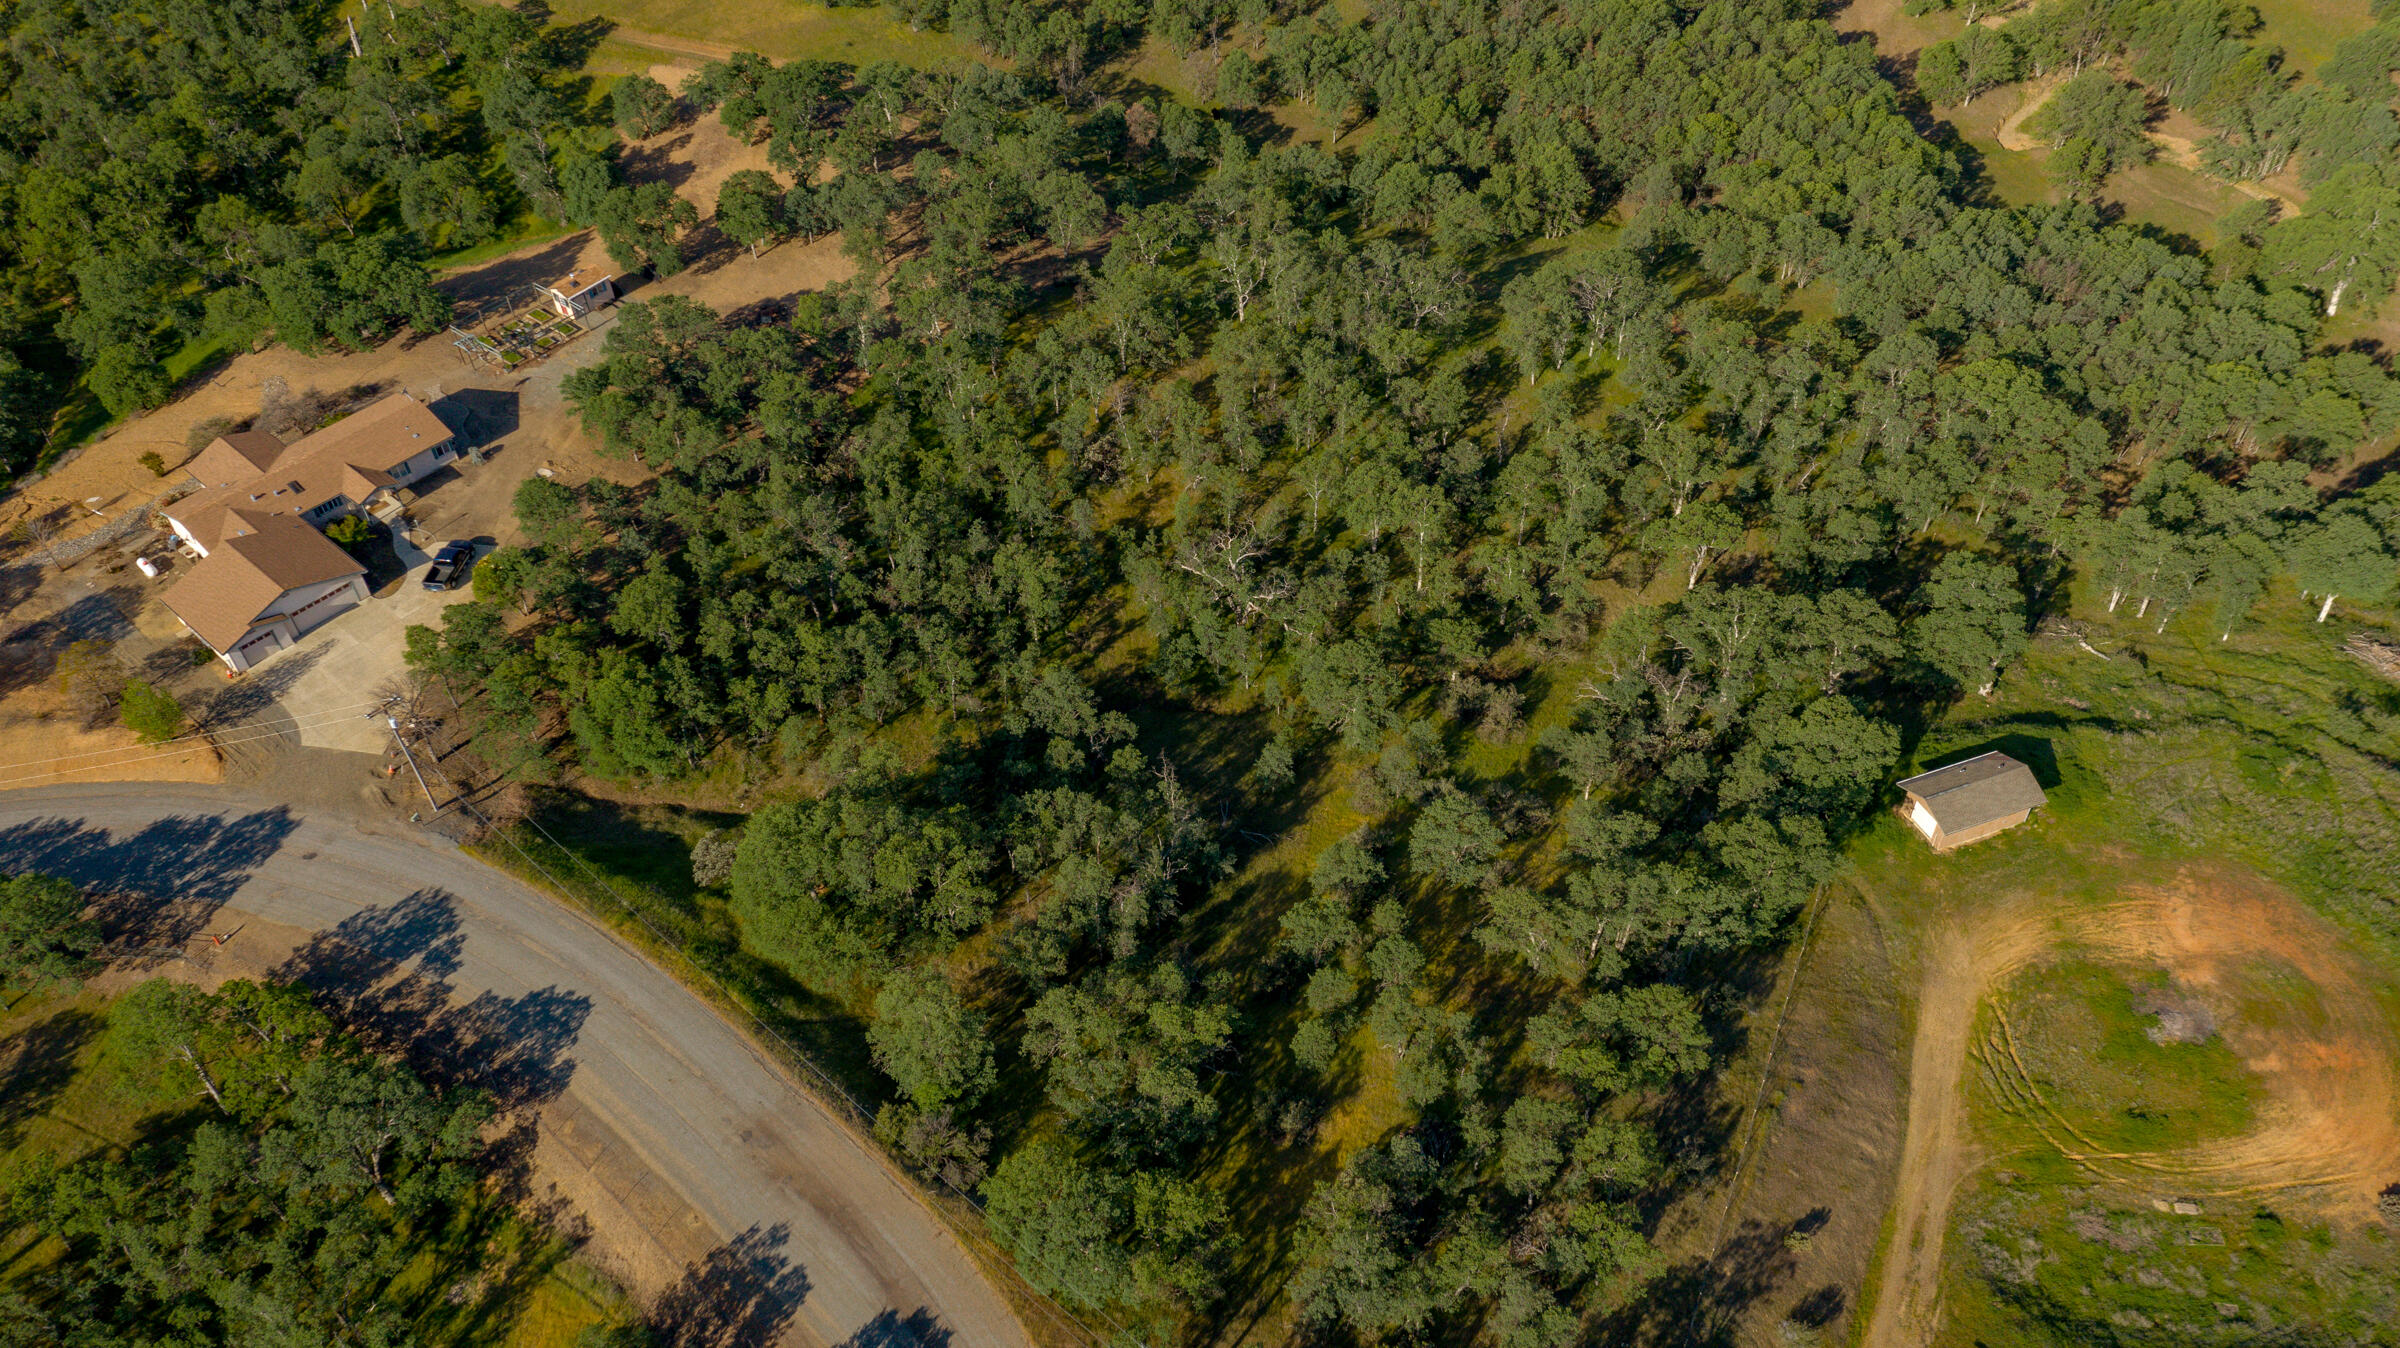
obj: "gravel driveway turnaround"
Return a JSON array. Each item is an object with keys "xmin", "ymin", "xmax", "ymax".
[{"xmin": 0, "ymin": 782, "xmax": 1028, "ymax": 1348}]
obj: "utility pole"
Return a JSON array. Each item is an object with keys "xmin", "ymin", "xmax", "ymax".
[{"xmin": 386, "ymin": 714, "xmax": 440, "ymax": 814}]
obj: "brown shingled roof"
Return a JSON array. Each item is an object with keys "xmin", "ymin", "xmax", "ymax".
[
  {"xmin": 166, "ymin": 393, "xmax": 443, "ymax": 549},
  {"xmin": 161, "ymin": 514, "xmax": 364, "ymax": 651},
  {"xmin": 188, "ymin": 430, "xmax": 287, "ymax": 487},
  {"xmin": 1895, "ymin": 752, "xmax": 2047, "ymax": 833},
  {"xmin": 282, "ymin": 393, "xmax": 451, "ymax": 466}
]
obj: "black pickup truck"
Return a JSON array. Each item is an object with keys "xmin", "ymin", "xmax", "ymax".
[{"xmin": 421, "ymin": 541, "xmax": 475, "ymax": 591}]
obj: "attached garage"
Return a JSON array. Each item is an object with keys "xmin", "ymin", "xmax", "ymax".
[{"xmin": 160, "ymin": 514, "xmax": 369, "ymax": 674}]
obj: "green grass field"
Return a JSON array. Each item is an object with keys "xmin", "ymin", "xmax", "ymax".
[
  {"xmin": 2253, "ymin": 0, "xmax": 2377, "ymax": 78},
  {"xmin": 1976, "ymin": 958, "xmax": 2261, "ymax": 1158},
  {"xmin": 533, "ymin": 0, "xmax": 979, "ymax": 69},
  {"xmin": 2105, "ymin": 160, "xmax": 2257, "ymax": 250},
  {"xmin": 1831, "ymin": 563, "xmax": 2400, "ymax": 1346}
]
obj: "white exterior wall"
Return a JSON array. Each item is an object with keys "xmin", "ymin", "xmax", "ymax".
[
  {"xmin": 213, "ymin": 573, "xmax": 367, "ymax": 673},
  {"xmin": 166, "ymin": 512, "xmax": 210, "ymax": 557},
  {"xmin": 258, "ymin": 573, "xmax": 368, "ymax": 634},
  {"xmin": 1908, "ymin": 799, "xmax": 1939, "ymax": 840},
  {"xmin": 385, "ymin": 439, "xmax": 454, "ymax": 486}
]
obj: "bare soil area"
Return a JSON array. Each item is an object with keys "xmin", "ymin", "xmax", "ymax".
[
  {"xmin": 1859, "ymin": 864, "xmax": 2400, "ymax": 1348},
  {"xmin": 0, "ymin": 682, "xmax": 219, "ymax": 792},
  {"xmin": 0, "ymin": 566, "xmax": 222, "ymax": 791}
]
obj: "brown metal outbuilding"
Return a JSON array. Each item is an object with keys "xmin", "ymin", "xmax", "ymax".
[{"xmin": 1895, "ymin": 751, "xmax": 2047, "ymax": 851}]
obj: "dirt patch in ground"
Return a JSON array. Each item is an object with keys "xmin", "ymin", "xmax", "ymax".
[
  {"xmin": 1859, "ymin": 864, "xmax": 2400, "ymax": 1348},
  {"xmin": 2068, "ymin": 880, "xmax": 2400, "ymax": 1199}
]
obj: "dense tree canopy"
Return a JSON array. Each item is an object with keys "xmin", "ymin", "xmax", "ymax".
[
  {"xmin": 0, "ymin": 0, "xmax": 619, "ymax": 462},
  {"xmin": 394, "ymin": 0, "xmax": 2400, "ymax": 1343},
  {"xmin": 1, "ymin": 979, "xmax": 491, "ymax": 1345}
]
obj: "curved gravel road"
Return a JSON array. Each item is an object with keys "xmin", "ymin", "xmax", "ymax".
[{"xmin": 0, "ymin": 782, "xmax": 1027, "ymax": 1348}]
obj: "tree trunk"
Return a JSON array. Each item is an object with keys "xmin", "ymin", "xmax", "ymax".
[
  {"xmin": 2318, "ymin": 592, "xmax": 2337, "ymax": 623},
  {"xmin": 2106, "ymin": 587, "xmax": 2122, "ymax": 611},
  {"xmin": 178, "ymin": 1047, "xmax": 226, "ymax": 1111}
]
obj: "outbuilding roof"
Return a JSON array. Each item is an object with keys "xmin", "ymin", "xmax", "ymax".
[
  {"xmin": 547, "ymin": 270, "xmax": 613, "ymax": 298},
  {"xmin": 160, "ymin": 513, "xmax": 364, "ymax": 650},
  {"xmin": 1895, "ymin": 751, "xmax": 2047, "ymax": 832}
]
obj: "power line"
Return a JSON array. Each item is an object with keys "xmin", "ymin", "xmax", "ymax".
[
  {"xmin": 0, "ymin": 699, "xmax": 387, "ymax": 779},
  {"xmin": 0, "ymin": 695, "xmax": 388, "ymax": 772},
  {"xmin": 0, "ymin": 706, "xmax": 416, "ymax": 786}
]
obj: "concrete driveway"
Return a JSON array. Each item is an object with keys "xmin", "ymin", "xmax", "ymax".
[{"xmin": 267, "ymin": 534, "xmax": 481, "ymax": 753}]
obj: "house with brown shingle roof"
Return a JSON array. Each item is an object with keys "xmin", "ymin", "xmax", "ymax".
[
  {"xmin": 170, "ymin": 392, "xmax": 456, "ymax": 556},
  {"xmin": 162, "ymin": 392, "xmax": 456, "ymax": 671},
  {"xmin": 1894, "ymin": 752, "xmax": 2048, "ymax": 851},
  {"xmin": 160, "ymin": 514, "xmax": 369, "ymax": 672}
]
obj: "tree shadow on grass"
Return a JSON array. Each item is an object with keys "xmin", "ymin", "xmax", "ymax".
[
  {"xmin": 441, "ymin": 235, "xmax": 594, "ymax": 318},
  {"xmin": 1596, "ymin": 1212, "xmax": 1817, "ymax": 1346},
  {"xmin": 619, "ymin": 133, "xmax": 699, "ymax": 194},
  {"xmin": 1917, "ymin": 731, "xmax": 2061, "ymax": 791},
  {"xmin": 0, "ymin": 1006, "xmax": 101, "ymax": 1153}
]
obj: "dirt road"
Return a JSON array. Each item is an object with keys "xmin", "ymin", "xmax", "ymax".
[
  {"xmin": 1860, "ymin": 870, "xmax": 2400, "ymax": 1348},
  {"xmin": 0, "ymin": 782, "xmax": 1029, "ymax": 1348},
  {"xmin": 1859, "ymin": 899, "xmax": 2057, "ymax": 1348}
]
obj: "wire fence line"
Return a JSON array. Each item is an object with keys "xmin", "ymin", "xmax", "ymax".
[
  {"xmin": 17, "ymin": 486, "xmax": 180, "ymax": 569},
  {"xmin": 403, "ymin": 733, "xmax": 1126, "ymax": 1347}
]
